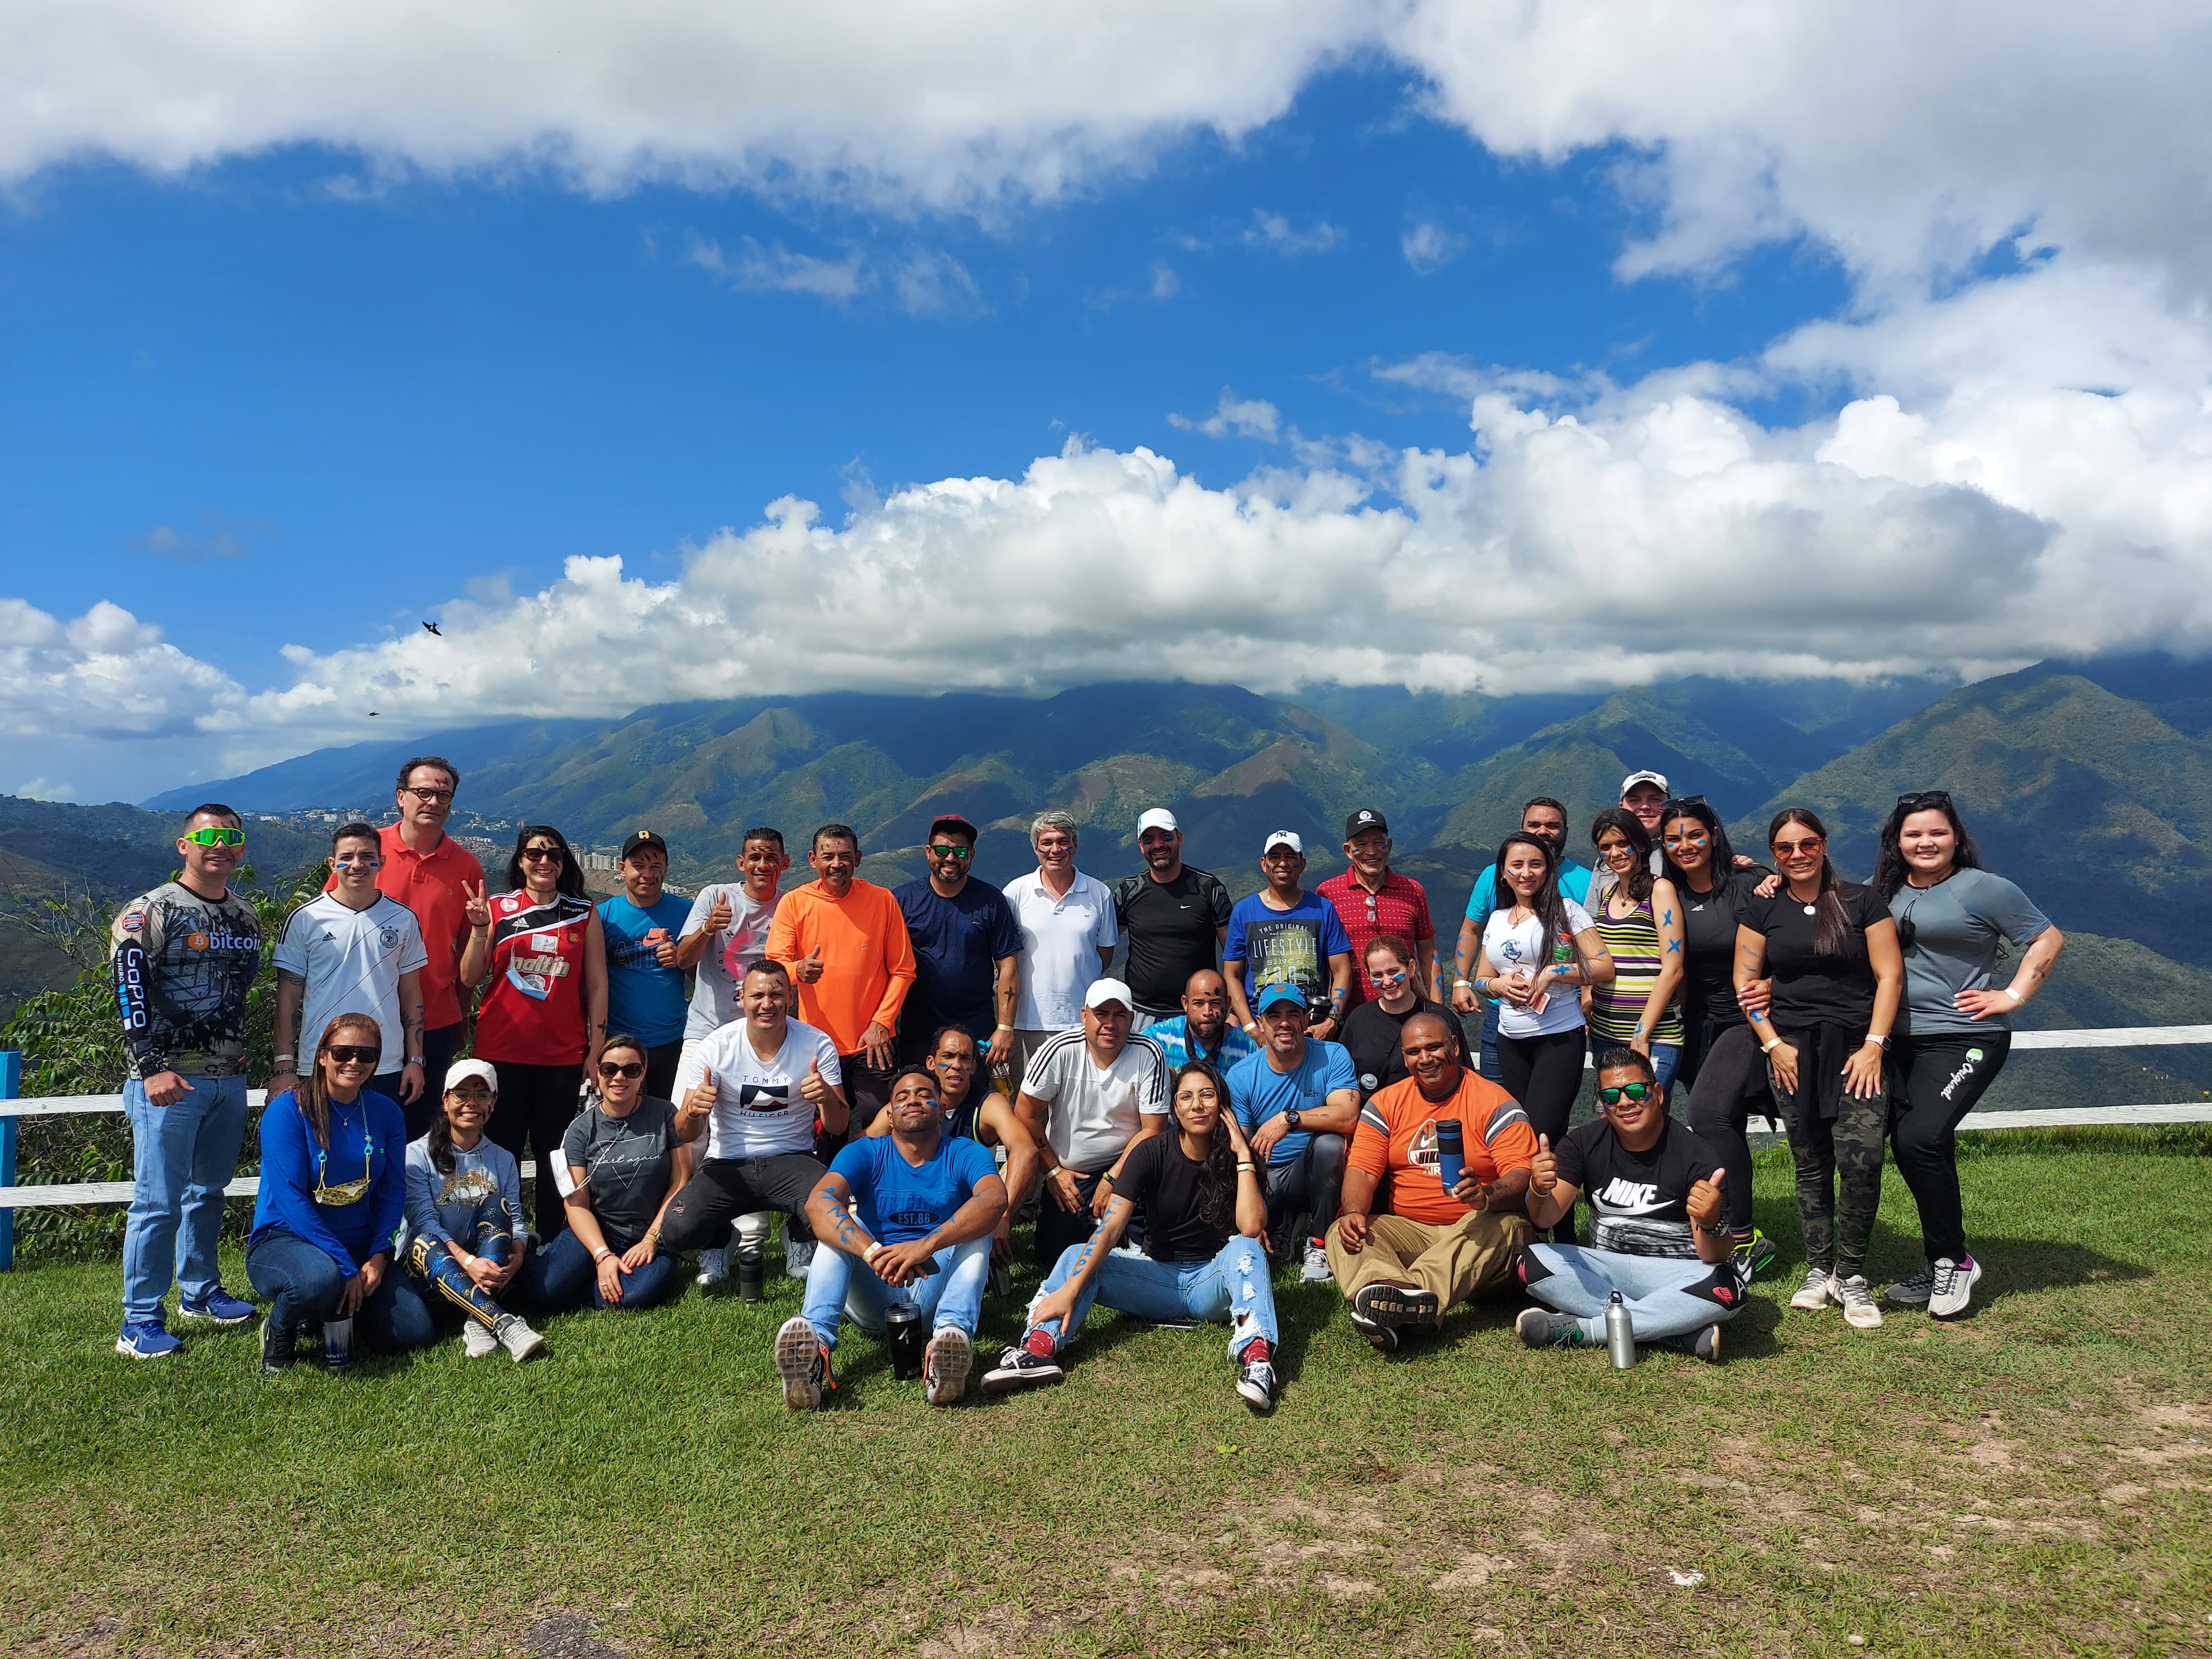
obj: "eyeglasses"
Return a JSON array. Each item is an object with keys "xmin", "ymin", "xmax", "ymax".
[
  {"xmin": 520, "ymin": 846, "xmax": 564, "ymax": 862},
  {"xmin": 446, "ymin": 1087, "xmax": 494, "ymax": 1105},
  {"xmin": 1771, "ymin": 839, "xmax": 1824, "ymax": 856},
  {"xmin": 1597, "ymin": 1082, "xmax": 1655, "ymax": 1105},
  {"xmin": 183, "ymin": 826, "xmax": 245, "ymax": 847},
  {"xmin": 597, "ymin": 1060, "xmax": 645, "ymax": 1080},
  {"xmin": 1896, "ymin": 790, "xmax": 1952, "ymax": 809},
  {"xmin": 928, "ymin": 845, "xmax": 973, "ymax": 860},
  {"xmin": 403, "ymin": 786, "xmax": 454, "ymax": 803},
  {"xmin": 327, "ymin": 1045, "xmax": 381, "ymax": 1067}
]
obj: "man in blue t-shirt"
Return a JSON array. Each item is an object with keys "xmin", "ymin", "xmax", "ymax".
[
  {"xmin": 776, "ymin": 1065, "xmax": 1008, "ymax": 1410},
  {"xmin": 1223, "ymin": 831, "xmax": 1354, "ymax": 1043},
  {"xmin": 892, "ymin": 814, "xmax": 1023, "ymax": 1065},
  {"xmin": 1147, "ymin": 968, "xmax": 1261, "ymax": 1073},
  {"xmin": 1226, "ymin": 984, "xmax": 1360, "ymax": 1283},
  {"xmin": 1449, "ymin": 797, "xmax": 1594, "ymax": 1082},
  {"xmin": 597, "ymin": 830, "xmax": 693, "ymax": 1100}
]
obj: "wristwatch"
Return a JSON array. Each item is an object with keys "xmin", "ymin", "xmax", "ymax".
[{"xmin": 1286, "ymin": 1107, "xmax": 1304, "ymax": 1132}]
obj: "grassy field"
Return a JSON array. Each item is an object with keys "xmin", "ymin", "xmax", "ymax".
[{"xmin": 2, "ymin": 1129, "xmax": 2209, "ymax": 1659}]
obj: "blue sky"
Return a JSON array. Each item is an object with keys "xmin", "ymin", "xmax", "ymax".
[{"xmin": 2, "ymin": 8, "xmax": 2204, "ymax": 800}]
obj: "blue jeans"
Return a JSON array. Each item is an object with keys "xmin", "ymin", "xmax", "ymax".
[
  {"xmin": 1030, "ymin": 1235, "xmax": 1277, "ymax": 1363},
  {"xmin": 407, "ymin": 1194, "xmax": 517, "ymax": 1328},
  {"xmin": 1519, "ymin": 1242, "xmax": 1740, "ymax": 1344},
  {"xmin": 244, "ymin": 1230, "xmax": 438, "ymax": 1353},
  {"xmin": 1586, "ymin": 1034, "xmax": 1681, "ymax": 1097},
  {"xmin": 121, "ymin": 1073, "xmax": 252, "ymax": 1323},
  {"xmin": 529, "ymin": 1228, "xmax": 683, "ymax": 1312},
  {"xmin": 803, "ymin": 1234, "xmax": 990, "ymax": 1350}
]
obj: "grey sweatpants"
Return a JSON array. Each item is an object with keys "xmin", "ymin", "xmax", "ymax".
[{"xmin": 1520, "ymin": 1243, "xmax": 1742, "ymax": 1343}]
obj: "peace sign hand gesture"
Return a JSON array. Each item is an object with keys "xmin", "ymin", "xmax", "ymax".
[{"xmin": 462, "ymin": 880, "xmax": 492, "ymax": 930}]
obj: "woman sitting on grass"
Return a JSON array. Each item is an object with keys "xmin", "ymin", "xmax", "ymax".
[
  {"xmin": 533, "ymin": 1034, "xmax": 691, "ymax": 1313},
  {"xmin": 247, "ymin": 1012, "xmax": 436, "ymax": 1372},
  {"xmin": 402, "ymin": 1058, "xmax": 546, "ymax": 1362},
  {"xmin": 983, "ymin": 1060, "xmax": 1281, "ymax": 1413}
]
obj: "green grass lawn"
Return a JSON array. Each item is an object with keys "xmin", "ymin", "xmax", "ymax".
[{"xmin": 3, "ymin": 1129, "xmax": 2209, "ymax": 1659}]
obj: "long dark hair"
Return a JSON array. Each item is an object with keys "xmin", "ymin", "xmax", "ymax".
[
  {"xmin": 1874, "ymin": 794, "xmax": 1984, "ymax": 901},
  {"xmin": 1589, "ymin": 807, "xmax": 1656, "ymax": 904},
  {"xmin": 299, "ymin": 1011, "xmax": 382, "ymax": 1150},
  {"xmin": 1493, "ymin": 830, "xmax": 1571, "ymax": 973},
  {"xmin": 1768, "ymin": 807, "xmax": 1850, "ymax": 956},
  {"xmin": 427, "ymin": 1072, "xmax": 490, "ymax": 1175},
  {"xmin": 1658, "ymin": 799, "xmax": 1739, "ymax": 893},
  {"xmin": 506, "ymin": 824, "xmax": 586, "ymax": 898},
  {"xmin": 1169, "ymin": 1061, "xmax": 1239, "ymax": 1238}
]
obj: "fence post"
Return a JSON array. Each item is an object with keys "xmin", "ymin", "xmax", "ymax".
[{"xmin": 0, "ymin": 1050, "xmax": 20, "ymax": 1271}]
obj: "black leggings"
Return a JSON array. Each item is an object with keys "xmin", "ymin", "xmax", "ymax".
[
  {"xmin": 486, "ymin": 1060, "xmax": 584, "ymax": 1239},
  {"xmin": 1684, "ymin": 1022, "xmax": 1772, "ymax": 1234},
  {"xmin": 1495, "ymin": 1028, "xmax": 1588, "ymax": 1147},
  {"xmin": 1890, "ymin": 1031, "xmax": 2011, "ymax": 1264}
]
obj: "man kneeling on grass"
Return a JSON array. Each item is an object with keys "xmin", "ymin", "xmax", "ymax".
[
  {"xmin": 1328, "ymin": 1012, "xmax": 1537, "ymax": 1352},
  {"xmin": 983, "ymin": 1060, "xmax": 1281, "ymax": 1413},
  {"xmin": 1515, "ymin": 1047, "xmax": 1739, "ymax": 1363},
  {"xmin": 774, "ymin": 1066, "xmax": 1007, "ymax": 1409}
]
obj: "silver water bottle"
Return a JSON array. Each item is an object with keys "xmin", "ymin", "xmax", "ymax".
[{"xmin": 1604, "ymin": 1291, "xmax": 1636, "ymax": 1370}]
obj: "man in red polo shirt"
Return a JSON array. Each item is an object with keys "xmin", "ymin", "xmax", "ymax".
[
  {"xmin": 326, "ymin": 754, "xmax": 485, "ymax": 1139},
  {"xmin": 1316, "ymin": 808, "xmax": 1438, "ymax": 1009}
]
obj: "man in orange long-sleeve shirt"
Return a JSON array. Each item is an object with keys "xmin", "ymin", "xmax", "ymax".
[{"xmin": 766, "ymin": 822, "xmax": 916, "ymax": 1133}]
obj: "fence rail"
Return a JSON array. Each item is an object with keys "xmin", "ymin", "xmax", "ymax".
[{"xmin": 2, "ymin": 1026, "xmax": 2208, "ymax": 1263}]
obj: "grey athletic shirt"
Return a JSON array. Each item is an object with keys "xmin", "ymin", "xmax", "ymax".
[{"xmin": 1889, "ymin": 868, "xmax": 2052, "ymax": 1038}]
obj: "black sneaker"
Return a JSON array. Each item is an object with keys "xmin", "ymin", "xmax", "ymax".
[
  {"xmin": 260, "ymin": 1316, "xmax": 297, "ymax": 1374},
  {"xmin": 1731, "ymin": 1229, "xmax": 1778, "ymax": 1283},
  {"xmin": 1351, "ymin": 1280, "xmax": 1439, "ymax": 1331},
  {"xmin": 773, "ymin": 1316, "xmax": 838, "ymax": 1410},
  {"xmin": 1515, "ymin": 1307, "xmax": 1593, "ymax": 1349},
  {"xmin": 1236, "ymin": 1357, "xmax": 1277, "ymax": 1412},
  {"xmin": 1692, "ymin": 1324, "xmax": 1723, "ymax": 1364},
  {"xmin": 981, "ymin": 1344, "xmax": 1064, "ymax": 1395},
  {"xmin": 1346, "ymin": 1306, "xmax": 1399, "ymax": 1353}
]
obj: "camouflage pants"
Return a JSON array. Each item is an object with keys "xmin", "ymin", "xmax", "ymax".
[{"xmin": 1772, "ymin": 1025, "xmax": 1889, "ymax": 1281}]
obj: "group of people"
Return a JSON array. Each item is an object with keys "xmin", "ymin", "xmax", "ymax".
[{"xmin": 105, "ymin": 753, "xmax": 2062, "ymax": 1411}]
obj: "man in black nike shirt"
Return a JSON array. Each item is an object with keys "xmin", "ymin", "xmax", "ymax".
[
  {"xmin": 1514, "ymin": 1048, "xmax": 1741, "ymax": 1363},
  {"xmin": 1114, "ymin": 808, "xmax": 1231, "ymax": 1030}
]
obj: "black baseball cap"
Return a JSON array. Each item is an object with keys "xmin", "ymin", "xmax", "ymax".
[
  {"xmin": 620, "ymin": 829, "xmax": 669, "ymax": 861},
  {"xmin": 928, "ymin": 813, "xmax": 978, "ymax": 842},
  {"xmin": 1344, "ymin": 807, "xmax": 1389, "ymax": 839}
]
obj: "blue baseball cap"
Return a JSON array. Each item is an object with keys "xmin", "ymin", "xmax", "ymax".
[{"xmin": 1255, "ymin": 982, "xmax": 1308, "ymax": 1012}]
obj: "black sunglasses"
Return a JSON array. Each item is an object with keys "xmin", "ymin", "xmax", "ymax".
[
  {"xmin": 1597, "ymin": 1082, "xmax": 1656, "ymax": 1106},
  {"xmin": 597, "ymin": 1060, "xmax": 645, "ymax": 1080},
  {"xmin": 327, "ymin": 1044, "xmax": 381, "ymax": 1067},
  {"xmin": 1896, "ymin": 790, "xmax": 1953, "ymax": 810},
  {"xmin": 1662, "ymin": 794, "xmax": 1710, "ymax": 813}
]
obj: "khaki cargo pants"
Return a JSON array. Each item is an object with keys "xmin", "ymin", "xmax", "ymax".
[{"xmin": 1326, "ymin": 1208, "xmax": 1532, "ymax": 1308}]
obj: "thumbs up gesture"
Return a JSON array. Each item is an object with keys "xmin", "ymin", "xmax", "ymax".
[
  {"xmin": 681, "ymin": 1066, "xmax": 720, "ymax": 1119},
  {"xmin": 1687, "ymin": 1165, "xmax": 1725, "ymax": 1231},
  {"xmin": 705, "ymin": 893, "xmax": 733, "ymax": 934},
  {"xmin": 798, "ymin": 1054, "xmax": 832, "ymax": 1108},
  {"xmin": 647, "ymin": 926, "xmax": 677, "ymax": 967},
  {"xmin": 796, "ymin": 944, "xmax": 825, "ymax": 984},
  {"xmin": 1529, "ymin": 1133, "xmax": 1558, "ymax": 1196}
]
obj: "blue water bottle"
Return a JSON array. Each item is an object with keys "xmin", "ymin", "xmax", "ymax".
[{"xmin": 1435, "ymin": 1117, "xmax": 1465, "ymax": 1197}]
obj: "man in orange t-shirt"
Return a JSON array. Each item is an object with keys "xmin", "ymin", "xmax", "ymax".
[
  {"xmin": 1328, "ymin": 1010, "xmax": 1537, "ymax": 1352},
  {"xmin": 766, "ymin": 822, "xmax": 916, "ymax": 1131}
]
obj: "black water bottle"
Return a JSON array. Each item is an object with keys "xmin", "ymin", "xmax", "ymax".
[
  {"xmin": 885, "ymin": 1301, "xmax": 927, "ymax": 1380},
  {"xmin": 736, "ymin": 1243, "xmax": 765, "ymax": 1304}
]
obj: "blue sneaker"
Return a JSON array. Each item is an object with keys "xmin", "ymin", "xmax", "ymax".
[
  {"xmin": 179, "ymin": 1287, "xmax": 256, "ymax": 1326},
  {"xmin": 116, "ymin": 1319, "xmax": 183, "ymax": 1360}
]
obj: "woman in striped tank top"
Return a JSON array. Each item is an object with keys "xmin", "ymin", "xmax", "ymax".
[{"xmin": 1584, "ymin": 808, "xmax": 1686, "ymax": 1096}]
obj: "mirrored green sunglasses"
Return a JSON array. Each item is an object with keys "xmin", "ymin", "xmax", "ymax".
[
  {"xmin": 183, "ymin": 826, "xmax": 246, "ymax": 847},
  {"xmin": 1597, "ymin": 1082, "xmax": 1655, "ymax": 1106}
]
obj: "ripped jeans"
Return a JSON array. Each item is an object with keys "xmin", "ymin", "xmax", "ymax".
[{"xmin": 1029, "ymin": 1235, "xmax": 1277, "ymax": 1363}]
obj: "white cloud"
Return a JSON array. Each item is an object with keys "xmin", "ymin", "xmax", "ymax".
[
  {"xmin": 1401, "ymin": 221, "xmax": 1465, "ymax": 275},
  {"xmin": 1170, "ymin": 390, "xmax": 1283, "ymax": 441},
  {"xmin": 1148, "ymin": 261, "xmax": 1180, "ymax": 301},
  {"xmin": 0, "ymin": 598, "xmax": 244, "ymax": 741},
  {"xmin": 15, "ymin": 778, "xmax": 77, "ymax": 802},
  {"xmin": 125, "ymin": 509, "xmax": 282, "ymax": 562},
  {"xmin": 686, "ymin": 236, "xmax": 867, "ymax": 302},
  {"xmin": 1244, "ymin": 211, "xmax": 1345, "ymax": 256}
]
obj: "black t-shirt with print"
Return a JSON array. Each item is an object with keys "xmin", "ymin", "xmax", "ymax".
[
  {"xmin": 1114, "ymin": 1130, "xmax": 1230, "ymax": 1263},
  {"xmin": 1740, "ymin": 882, "xmax": 1890, "ymax": 1030},
  {"xmin": 1115, "ymin": 867, "xmax": 1233, "ymax": 1014},
  {"xmin": 1678, "ymin": 867, "xmax": 1765, "ymax": 1029},
  {"xmin": 1554, "ymin": 1116, "xmax": 1718, "ymax": 1260}
]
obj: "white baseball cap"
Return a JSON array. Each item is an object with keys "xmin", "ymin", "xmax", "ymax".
[
  {"xmin": 1136, "ymin": 808, "xmax": 1180, "ymax": 835},
  {"xmin": 1262, "ymin": 830, "xmax": 1303, "ymax": 855},
  {"xmin": 1620, "ymin": 770, "xmax": 1670, "ymax": 795},
  {"xmin": 444, "ymin": 1057, "xmax": 498, "ymax": 1093},
  {"xmin": 1084, "ymin": 977, "xmax": 1135, "ymax": 1013}
]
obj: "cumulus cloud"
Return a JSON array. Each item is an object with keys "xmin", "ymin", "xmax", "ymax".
[
  {"xmin": 0, "ymin": 598, "xmax": 243, "ymax": 740},
  {"xmin": 1170, "ymin": 390, "xmax": 1284, "ymax": 441}
]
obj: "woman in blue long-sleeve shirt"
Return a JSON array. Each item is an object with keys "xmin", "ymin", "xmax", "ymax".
[{"xmin": 247, "ymin": 1011, "xmax": 435, "ymax": 1371}]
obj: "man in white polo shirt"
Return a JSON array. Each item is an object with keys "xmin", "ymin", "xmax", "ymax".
[
  {"xmin": 1002, "ymin": 809, "xmax": 1117, "ymax": 1093},
  {"xmin": 1012, "ymin": 977, "xmax": 1169, "ymax": 1271},
  {"xmin": 271, "ymin": 820, "xmax": 431, "ymax": 1131}
]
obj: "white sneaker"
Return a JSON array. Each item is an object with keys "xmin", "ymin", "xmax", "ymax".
[
  {"xmin": 1830, "ymin": 1274, "xmax": 1882, "ymax": 1329},
  {"xmin": 496, "ymin": 1316, "xmax": 546, "ymax": 1361},
  {"xmin": 1885, "ymin": 1270, "xmax": 1934, "ymax": 1305},
  {"xmin": 924, "ymin": 1327, "xmax": 973, "ymax": 1406},
  {"xmin": 696, "ymin": 1247, "xmax": 729, "ymax": 1287},
  {"xmin": 784, "ymin": 1239, "xmax": 816, "ymax": 1282},
  {"xmin": 1790, "ymin": 1269, "xmax": 1832, "ymax": 1311},
  {"xmin": 1300, "ymin": 1240, "xmax": 1331, "ymax": 1283},
  {"xmin": 1927, "ymin": 1255, "xmax": 1982, "ymax": 1319},
  {"xmin": 462, "ymin": 1320, "xmax": 499, "ymax": 1360}
]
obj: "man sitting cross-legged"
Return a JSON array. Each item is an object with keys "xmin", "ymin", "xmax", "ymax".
[
  {"xmin": 774, "ymin": 1066, "xmax": 1008, "ymax": 1409},
  {"xmin": 983, "ymin": 1059, "xmax": 1282, "ymax": 1413},
  {"xmin": 1328, "ymin": 1011, "xmax": 1537, "ymax": 1352},
  {"xmin": 1515, "ymin": 1046, "xmax": 1740, "ymax": 1363}
]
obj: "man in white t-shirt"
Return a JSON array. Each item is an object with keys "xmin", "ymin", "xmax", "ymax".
[
  {"xmin": 675, "ymin": 825, "xmax": 792, "ymax": 1062},
  {"xmin": 1012, "ymin": 977, "xmax": 1169, "ymax": 1270},
  {"xmin": 1002, "ymin": 810, "xmax": 1117, "ymax": 1094},
  {"xmin": 272, "ymin": 821, "xmax": 431, "ymax": 1129},
  {"xmin": 660, "ymin": 960, "xmax": 849, "ymax": 1270}
]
